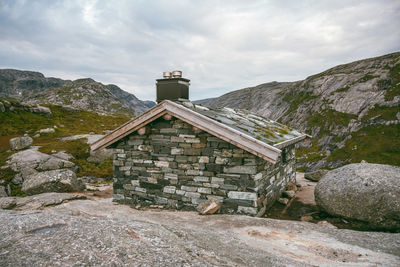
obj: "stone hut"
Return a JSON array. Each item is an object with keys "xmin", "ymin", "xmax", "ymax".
[{"xmin": 91, "ymin": 72, "xmax": 307, "ymax": 216}]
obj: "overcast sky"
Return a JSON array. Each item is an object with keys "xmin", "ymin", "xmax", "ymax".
[{"xmin": 1, "ymin": 0, "xmax": 399, "ymax": 101}]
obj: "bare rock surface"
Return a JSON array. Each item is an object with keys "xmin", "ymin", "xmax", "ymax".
[
  {"xmin": 0, "ymin": 192, "xmax": 85, "ymax": 210},
  {"xmin": 315, "ymin": 163, "xmax": 400, "ymax": 230},
  {"xmin": 22, "ymin": 169, "xmax": 82, "ymax": 195},
  {"xmin": 9, "ymin": 136, "xmax": 33, "ymax": 151},
  {"xmin": 0, "ymin": 198, "xmax": 399, "ymax": 266},
  {"xmin": 305, "ymin": 169, "xmax": 329, "ymax": 182}
]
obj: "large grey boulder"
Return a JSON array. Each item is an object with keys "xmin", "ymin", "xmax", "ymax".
[
  {"xmin": 0, "ymin": 101, "xmax": 5, "ymax": 112},
  {"xmin": 315, "ymin": 163, "xmax": 400, "ymax": 230},
  {"xmin": 9, "ymin": 136, "xmax": 33, "ymax": 151},
  {"xmin": 22, "ymin": 169, "xmax": 82, "ymax": 195},
  {"xmin": 29, "ymin": 105, "xmax": 52, "ymax": 117}
]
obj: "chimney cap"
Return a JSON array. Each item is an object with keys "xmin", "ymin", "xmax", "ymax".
[
  {"xmin": 171, "ymin": 70, "xmax": 182, "ymax": 78},
  {"xmin": 163, "ymin": 71, "xmax": 171, "ymax": 79}
]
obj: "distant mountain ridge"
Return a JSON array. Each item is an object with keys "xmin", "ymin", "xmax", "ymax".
[
  {"xmin": 0, "ymin": 69, "xmax": 155, "ymax": 116},
  {"xmin": 200, "ymin": 52, "xmax": 400, "ymax": 170}
]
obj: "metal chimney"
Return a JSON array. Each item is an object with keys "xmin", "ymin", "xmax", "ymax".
[{"xmin": 156, "ymin": 70, "xmax": 190, "ymax": 103}]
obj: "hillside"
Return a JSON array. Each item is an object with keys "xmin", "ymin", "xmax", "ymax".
[
  {"xmin": 202, "ymin": 52, "xmax": 400, "ymax": 170},
  {"xmin": 0, "ymin": 69, "xmax": 153, "ymax": 116},
  {"xmin": 0, "ymin": 97, "xmax": 130, "ymax": 196}
]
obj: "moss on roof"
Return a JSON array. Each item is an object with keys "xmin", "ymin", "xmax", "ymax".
[{"xmin": 182, "ymin": 101, "xmax": 304, "ymax": 145}]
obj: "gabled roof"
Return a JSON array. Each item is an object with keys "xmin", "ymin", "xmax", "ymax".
[{"xmin": 91, "ymin": 100, "xmax": 308, "ymax": 163}]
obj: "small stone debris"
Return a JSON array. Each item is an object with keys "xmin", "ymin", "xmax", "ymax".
[{"xmin": 196, "ymin": 198, "xmax": 222, "ymax": 215}]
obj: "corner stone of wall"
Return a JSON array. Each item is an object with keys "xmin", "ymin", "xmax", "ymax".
[{"xmin": 112, "ymin": 117, "xmax": 296, "ymax": 216}]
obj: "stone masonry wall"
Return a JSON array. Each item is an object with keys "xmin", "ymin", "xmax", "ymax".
[{"xmin": 113, "ymin": 116, "xmax": 296, "ymax": 216}]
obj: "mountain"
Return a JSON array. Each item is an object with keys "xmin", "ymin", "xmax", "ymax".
[
  {"xmin": 200, "ymin": 52, "xmax": 400, "ymax": 170},
  {"xmin": 0, "ymin": 69, "xmax": 155, "ymax": 116}
]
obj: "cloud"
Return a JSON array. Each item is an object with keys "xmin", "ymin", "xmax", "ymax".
[{"xmin": 0, "ymin": 0, "xmax": 399, "ymax": 101}]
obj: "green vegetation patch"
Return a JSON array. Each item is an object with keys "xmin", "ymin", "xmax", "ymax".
[
  {"xmin": 336, "ymin": 86, "xmax": 350, "ymax": 93},
  {"xmin": 307, "ymin": 109, "xmax": 357, "ymax": 132},
  {"xmin": 283, "ymin": 90, "xmax": 318, "ymax": 115},
  {"xmin": 327, "ymin": 124, "xmax": 400, "ymax": 166},
  {"xmin": 37, "ymin": 138, "xmax": 113, "ymax": 178},
  {"xmin": 0, "ymin": 103, "xmax": 129, "ymax": 180},
  {"xmin": 357, "ymin": 74, "xmax": 377, "ymax": 83},
  {"xmin": 361, "ymin": 105, "xmax": 399, "ymax": 121},
  {"xmin": 0, "ymin": 103, "xmax": 130, "ymax": 136}
]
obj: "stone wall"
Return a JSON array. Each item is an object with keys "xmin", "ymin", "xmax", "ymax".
[{"xmin": 113, "ymin": 116, "xmax": 296, "ymax": 216}]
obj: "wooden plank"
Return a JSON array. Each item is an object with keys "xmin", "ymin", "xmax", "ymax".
[{"xmin": 273, "ymin": 134, "xmax": 309, "ymax": 149}]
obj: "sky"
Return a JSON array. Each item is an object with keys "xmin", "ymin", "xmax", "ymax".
[{"xmin": 0, "ymin": 0, "xmax": 399, "ymax": 101}]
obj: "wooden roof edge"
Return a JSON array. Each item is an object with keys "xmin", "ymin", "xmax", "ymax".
[
  {"xmin": 273, "ymin": 134, "xmax": 309, "ymax": 149},
  {"xmin": 90, "ymin": 102, "xmax": 168, "ymax": 151}
]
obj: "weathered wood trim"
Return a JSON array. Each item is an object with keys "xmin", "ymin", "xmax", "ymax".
[
  {"xmin": 91, "ymin": 100, "xmax": 284, "ymax": 163},
  {"xmin": 273, "ymin": 134, "xmax": 309, "ymax": 149},
  {"xmin": 91, "ymin": 103, "xmax": 168, "ymax": 151}
]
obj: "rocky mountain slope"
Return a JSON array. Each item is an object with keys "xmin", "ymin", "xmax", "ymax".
[
  {"xmin": 0, "ymin": 69, "xmax": 154, "ymax": 116},
  {"xmin": 202, "ymin": 52, "xmax": 400, "ymax": 170}
]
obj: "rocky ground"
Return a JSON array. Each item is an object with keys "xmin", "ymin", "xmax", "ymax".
[{"xmin": 1, "ymin": 180, "xmax": 399, "ymax": 266}]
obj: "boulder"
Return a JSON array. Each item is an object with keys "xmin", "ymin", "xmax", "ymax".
[
  {"xmin": 0, "ymin": 186, "xmax": 8, "ymax": 197},
  {"xmin": 22, "ymin": 169, "xmax": 83, "ymax": 195},
  {"xmin": 38, "ymin": 128, "xmax": 55, "ymax": 134},
  {"xmin": 29, "ymin": 105, "xmax": 52, "ymax": 117},
  {"xmin": 196, "ymin": 198, "xmax": 222, "ymax": 215},
  {"xmin": 9, "ymin": 136, "xmax": 33, "ymax": 151},
  {"xmin": 315, "ymin": 163, "xmax": 400, "ymax": 230},
  {"xmin": 0, "ymin": 101, "xmax": 5, "ymax": 112},
  {"xmin": 304, "ymin": 169, "xmax": 329, "ymax": 182}
]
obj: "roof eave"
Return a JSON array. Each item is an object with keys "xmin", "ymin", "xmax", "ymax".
[{"xmin": 273, "ymin": 134, "xmax": 310, "ymax": 149}]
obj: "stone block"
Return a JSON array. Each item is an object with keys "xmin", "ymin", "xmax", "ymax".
[
  {"xmin": 176, "ymin": 190, "xmax": 185, "ymax": 195},
  {"xmin": 197, "ymin": 187, "xmax": 212, "ymax": 194},
  {"xmin": 237, "ymin": 206, "xmax": 258, "ymax": 215},
  {"xmin": 175, "ymin": 156, "xmax": 188, "ymax": 163},
  {"xmin": 181, "ymin": 185, "xmax": 198, "ymax": 192},
  {"xmin": 179, "ymin": 134, "xmax": 196, "ymax": 138},
  {"xmin": 198, "ymin": 156, "xmax": 209, "ymax": 163},
  {"xmin": 160, "ymin": 128, "xmax": 177, "ymax": 134},
  {"xmin": 171, "ymin": 136, "xmax": 185, "ymax": 142},
  {"xmin": 164, "ymin": 173, "xmax": 178, "ymax": 180},
  {"xmin": 171, "ymin": 148, "xmax": 183, "ymax": 155},
  {"xmin": 184, "ymin": 148, "xmax": 200, "ymax": 155},
  {"xmin": 155, "ymin": 161, "xmax": 169, "ymax": 168},
  {"xmin": 163, "ymin": 186, "xmax": 176, "ymax": 194},
  {"xmin": 131, "ymin": 180, "xmax": 140, "ymax": 186},
  {"xmin": 224, "ymin": 166, "xmax": 257, "ymax": 175},
  {"xmin": 215, "ymin": 157, "xmax": 229, "ymax": 164},
  {"xmin": 185, "ymin": 192, "xmax": 201, "ymax": 198},
  {"xmin": 194, "ymin": 176, "xmax": 209, "ymax": 182},
  {"xmin": 220, "ymin": 184, "xmax": 238, "ymax": 190},
  {"xmin": 211, "ymin": 177, "xmax": 224, "ymax": 184},
  {"xmin": 135, "ymin": 187, "xmax": 147, "ymax": 193},
  {"xmin": 155, "ymin": 196, "xmax": 168, "ymax": 205},
  {"xmin": 113, "ymin": 194, "xmax": 125, "ymax": 201},
  {"xmin": 186, "ymin": 169, "xmax": 202, "ymax": 176},
  {"xmin": 221, "ymin": 149, "xmax": 232, "ymax": 157},
  {"xmin": 228, "ymin": 191, "xmax": 257, "ymax": 201}
]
